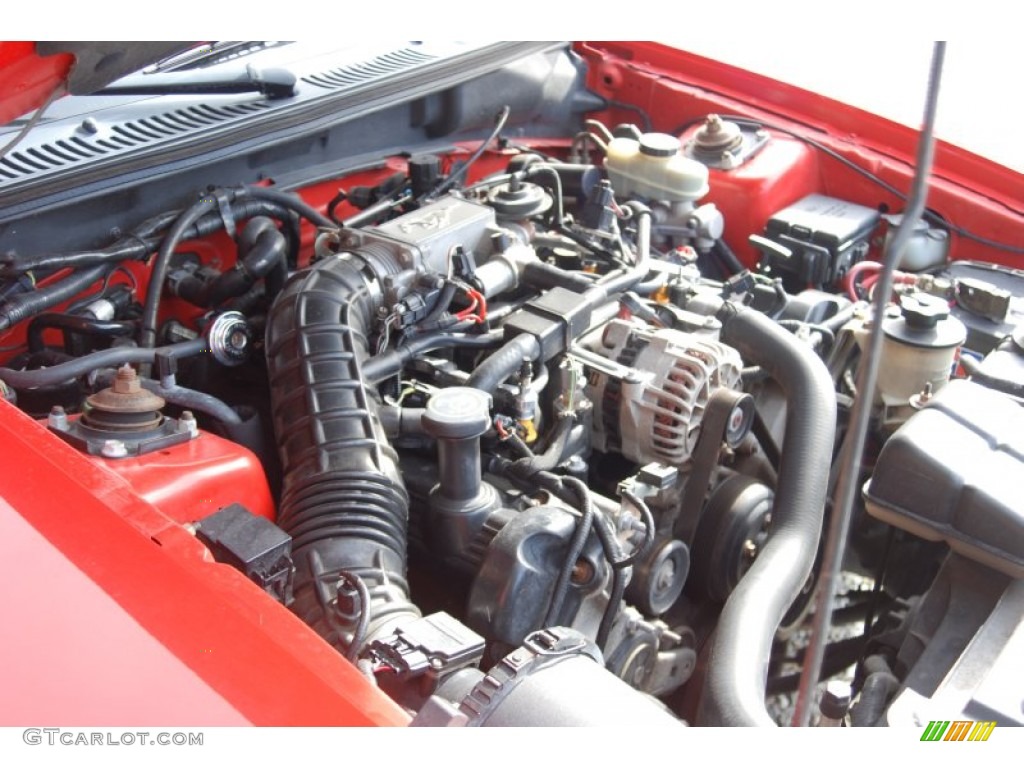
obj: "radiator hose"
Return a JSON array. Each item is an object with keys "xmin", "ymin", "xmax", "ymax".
[
  {"xmin": 697, "ymin": 301, "xmax": 837, "ymax": 726},
  {"xmin": 265, "ymin": 250, "xmax": 420, "ymax": 651}
]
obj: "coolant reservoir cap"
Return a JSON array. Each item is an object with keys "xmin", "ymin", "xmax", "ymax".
[
  {"xmin": 884, "ymin": 293, "xmax": 966, "ymax": 349},
  {"xmin": 422, "ymin": 387, "xmax": 493, "ymax": 439},
  {"xmin": 639, "ymin": 133, "xmax": 681, "ymax": 158}
]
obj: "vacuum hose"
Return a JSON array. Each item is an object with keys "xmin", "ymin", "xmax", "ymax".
[{"xmin": 265, "ymin": 250, "xmax": 420, "ymax": 651}]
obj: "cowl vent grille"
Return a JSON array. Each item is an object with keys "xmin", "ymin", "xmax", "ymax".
[
  {"xmin": 0, "ymin": 102, "xmax": 271, "ymax": 184},
  {"xmin": 302, "ymin": 48, "xmax": 436, "ymax": 90}
]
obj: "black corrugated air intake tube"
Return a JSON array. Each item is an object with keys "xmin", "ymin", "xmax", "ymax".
[{"xmin": 265, "ymin": 245, "xmax": 420, "ymax": 651}]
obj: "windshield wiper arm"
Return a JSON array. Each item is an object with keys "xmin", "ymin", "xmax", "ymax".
[{"xmin": 92, "ymin": 65, "xmax": 296, "ymax": 100}]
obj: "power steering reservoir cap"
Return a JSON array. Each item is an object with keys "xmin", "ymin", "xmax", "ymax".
[
  {"xmin": 422, "ymin": 387, "xmax": 493, "ymax": 440},
  {"xmin": 884, "ymin": 293, "xmax": 966, "ymax": 349},
  {"xmin": 900, "ymin": 293, "xmax": 949, "ymax": 328},
  {"xmin": 639, "ymin": 133, "xmax": 681, "ymax": 158}
]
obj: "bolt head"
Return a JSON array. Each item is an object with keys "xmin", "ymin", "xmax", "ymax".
[
  {"xmin": 229, "ymin": 330, "xmax": 248, "ymax": 350},
  {"xmin": 111, "ymin": 364, "xmax": 141, "ymax": 394},
  {"xmin": 101, "ymin": 439, "xmax": 128, "ymax": 458},
  {"xmin": 729, "ymin": 407, "xmax": 745, "ymax": 432},
  {"xmin": 47, "ymin": 406, "xmax": 68, "ymax": 430},
  {"xmin": 655, "ymin": 560, "xmax": 677, "ymax": 590},
  {"xmin": 177, "ymin": 412, "xmax": 199, "ymax": 437},
  {"xmin": 637, "ymin": 462, "xmax": 678, "ymax": 490},
  {"xmin": 571, "ymin": 559, "xmax": 595, "ymax": 585}
]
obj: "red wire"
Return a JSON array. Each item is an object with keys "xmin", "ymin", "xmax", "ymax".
[
  {"xmin": 454, "ymin": 288, "xmax": 487, "ymax": 324},
  {"xmin": 844, "ymin": 260, "xmax": 883, "ymax": 301},
  {"xmin": 861, "ymin": 272, "xmax": 917, "ymax": 292}
]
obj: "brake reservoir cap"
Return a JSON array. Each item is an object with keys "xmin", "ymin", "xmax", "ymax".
[
  {"xmin": 422, "ymin": 387, "xmax": 493, "ymax": 440},
  {"xmin": 639, "ymin": 133, "xmax": 681, "ymax": 158},
  {"xmin": 605, "ymin": 132, "xmax": 709, "ymax": 203}
]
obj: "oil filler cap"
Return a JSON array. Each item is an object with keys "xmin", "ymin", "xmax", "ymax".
[{"xmin": 422, "ymin": 387, "xmax": 492, "ymax": 440}]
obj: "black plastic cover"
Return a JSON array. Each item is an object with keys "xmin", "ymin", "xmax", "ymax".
[
  {"xmin": 759, "ymin": 194, "xmax": 880, "ymax": 289},
  {"xmin": 864, "ymin": 380, "xmax": 1024, "ymax": 577},
  {"xmin": 940, "ymin": 261, "xmax": 1024, "ymax": 354},
  {"xmin": 501, "ymin": 286, "xmax": 593, "ymax": 360},
  {"xmin": 195, "ymin": 503, "xmax": 294, "ymax": 603},
  {"xmin": 972, "ymin": 329, "xmax": 1024, "ymax": 399},
  {"xmin": 368, "ymin": 611, "xmax": 485, "ymax": 681}
]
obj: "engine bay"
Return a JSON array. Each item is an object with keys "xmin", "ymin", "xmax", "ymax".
[{"xmin": 1, "ymin": 41, "xmax": 1022, "ymax": 728}]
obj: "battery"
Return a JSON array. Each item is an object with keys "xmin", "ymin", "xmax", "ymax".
[{"xmin": 756, "ymin": 194, "xmax": 880, "ymax": 290}]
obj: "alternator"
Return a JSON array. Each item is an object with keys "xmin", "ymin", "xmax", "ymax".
[{"xmin": 583, "ymin": 318, "xmax": 743, "ymax": 466}]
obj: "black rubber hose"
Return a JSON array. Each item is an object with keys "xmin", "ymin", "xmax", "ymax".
[
  {"xmin": 361, "ymin": 329, "xmax": 503, "ymax": 383},
  {"xmin": 142, "ymin": 379, "xmax": 242, "ymax": 425},
  {"xmin": 543, "ymin": 475, "xmax": 594, "ymax": 627},
  {"xmin": 713, "ymin": 239, "xmax": 746, "ymax": 276},
  {"xmin": 0, "ymin": 264, "xmax": 110, "ymax": 332},
  {"xmin": 778, "ymin": 319, "xmax": 836, "ymax": 354},
  {"xmin": 2, "ymin": 198, "xmax": 301, "ymax": 277},
  {"xmin": 240, "ymin": 184, "xmax": 333, "ymax": 228},
  {"xmin": 141, "ymin": 197, "xmax": 219, "ymax": 349},
  {"xmin": 0, "ymin": 337, "xmax": 207, "ymax": 389},
  {"xmin": 521, "ymin": 261, "xmax": 596, "ymax": 293},
  {"xmin": 0, "ymin": 242, "xmax": 139, "ymax": 276},
  {"xmin": 822, "ymin": 302, "xmax": 858, "ymax": 333},
  {"xmin": 174, "ymin": 217, "xmax": 288, "ymax": 308},
  {"xmin": 27, "ymin": 313, "xmax": 135, "ymax": 353},
  {"xmin": 596, "ymin": 565, "xmax": 627, "ymax": 651},
  {"xmin": 142, "ymin": 187, "xmax": 325, "ymax": 349},
  {"xmin": 848, "ymin": 670, "xmax": 900, "ymax": 727},
  {"xmin": 465, "ymin": 334, "xmax": 541, "ymax": 393},
  {"xmin": 416, "ymin": 281, "xmax": 458, "ymax": 330},
  {"xmin": 265, "ymin": 248, "xmax": 420, "ymax": 651},
  {"xmin": 698, "ymin": 304, "xmax": 837, "ymax": 726}
]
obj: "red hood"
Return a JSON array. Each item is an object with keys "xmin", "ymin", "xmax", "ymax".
[{"xmin": 0, "ymin": 41, "xmax": 195, "ymax": 125}]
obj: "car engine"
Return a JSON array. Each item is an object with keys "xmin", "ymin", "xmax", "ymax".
[{"xmin": 0, "ymin": 41, "xmax": 1021, "ymax": 729}]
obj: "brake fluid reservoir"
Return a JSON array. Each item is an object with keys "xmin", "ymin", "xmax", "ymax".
[{"xmin": 605, "ymin": 133, "xmax": 709, "ymax": 203}]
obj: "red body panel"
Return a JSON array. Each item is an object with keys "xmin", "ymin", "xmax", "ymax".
[
  {"xmin": 0, "ymin": 399, "xmax": 408, "ymax": 726},
  {"xmin": 695, "ymin": 134, "xmax": 820, "ymax": 267},
  {"xmin": 0, "ymin": 42, "xmax": 73, "ymax": 125},
  {"xmin": 81, "ymin": 426, "xmax": 276, "ymax": 524},
  {"xmin": 576, "ymin": 41, "xmax": 1024, "ymax": 269},
  {"xmin": 0, "ymin": 40, "xmax": 1020, "ymax": 729}
]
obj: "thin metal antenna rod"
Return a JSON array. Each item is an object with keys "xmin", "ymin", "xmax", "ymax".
[{"xmin": 791, "ymin": 40, "xmax": 946, "ymax": 727}]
